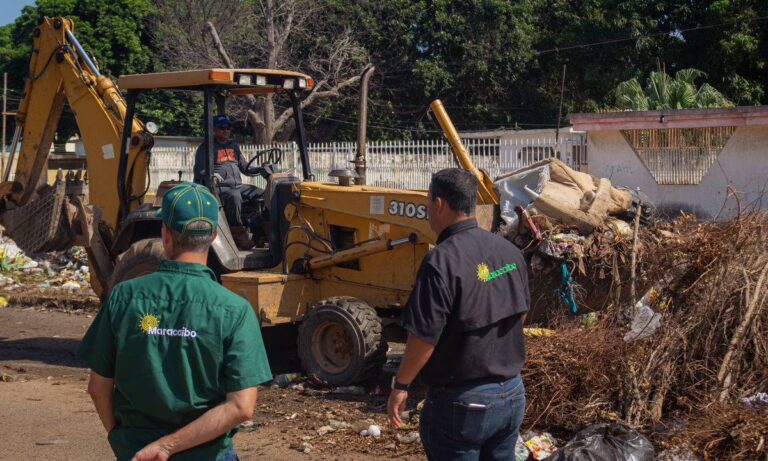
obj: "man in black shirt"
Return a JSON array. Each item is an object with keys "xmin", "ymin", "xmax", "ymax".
[
  {"xmin": 387, "ymin": 168, "xmax": 530, "ymax": 461},
  {"xmin": 193, "ymin": 115, "xmax": 262, "ymax": 250}
]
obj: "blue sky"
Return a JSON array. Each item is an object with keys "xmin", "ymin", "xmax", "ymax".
[{"xmin": 1, "ymin": 0, "xmax": 35, "ymax": 26}]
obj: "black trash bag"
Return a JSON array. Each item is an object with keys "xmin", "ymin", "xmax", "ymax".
[{"xmin": 545, "ymin": 423, "xmax": 655, "ymax": 461}]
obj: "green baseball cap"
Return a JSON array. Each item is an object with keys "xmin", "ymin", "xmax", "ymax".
[{"xmin": 155, "ymin": 182, "xmax": 219, "ymax": 236}]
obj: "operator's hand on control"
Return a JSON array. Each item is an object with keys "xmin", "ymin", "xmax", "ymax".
[
  {"xmin": 387, "ymin": 389, "xmax": 408, "ymax": 429},
  {"xmin": 131, "ymin": 441, "xmax": 170, "ymax": 461}
]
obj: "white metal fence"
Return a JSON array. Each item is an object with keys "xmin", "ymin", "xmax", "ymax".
[{"xmin": 149, "ymin": 136, "xmax": 587, "ymax": 191}]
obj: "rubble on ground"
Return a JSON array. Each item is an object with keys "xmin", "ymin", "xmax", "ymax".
[{"xmin": 0, "ymin": 234, "xmax": 93, "ymax": 295}]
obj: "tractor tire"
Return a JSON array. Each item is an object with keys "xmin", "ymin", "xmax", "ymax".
[
  {"xmin": 298, "ymin": 296, "xmax": 387, "ymax": 386},
  {"xmin": 108, "ymin": 238, "xmax": 164, "ymax": 294}
]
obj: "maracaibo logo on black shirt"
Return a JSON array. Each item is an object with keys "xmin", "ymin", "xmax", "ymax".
[
  {"xmin": 139, "ymin": 313, "xmax": 199, "ymax": 339},
  {"xmin": 476, "ymin": 262, "xmax": 518, "ymax": 283}
]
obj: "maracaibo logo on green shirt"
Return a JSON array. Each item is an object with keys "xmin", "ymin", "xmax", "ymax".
[
  {"xmin": 139, "ymin": 312, "xmax": 199, "ymax": 338},
  {"xmin": 476, "ymin": 262, "xmax": 518, "ymax": 283}
]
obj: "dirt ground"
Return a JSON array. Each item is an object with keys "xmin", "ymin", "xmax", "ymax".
[{"xmin": 0, "ymin": 301, "xmax": 426, "ymax": 460}]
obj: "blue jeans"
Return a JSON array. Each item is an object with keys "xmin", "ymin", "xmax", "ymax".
[{"xmin": 420, "ymin": 375, "xmax": 526, "ymax": 461}]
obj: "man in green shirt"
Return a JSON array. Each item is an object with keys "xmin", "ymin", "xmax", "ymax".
[{"xmin": 77, "ymin": 182, "xmax": 272, "ymax": 461}]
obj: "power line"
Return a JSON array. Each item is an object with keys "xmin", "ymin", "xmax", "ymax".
[{"xmin": 537, "ymin": 15, "xmax": 768, "ymax": 55}]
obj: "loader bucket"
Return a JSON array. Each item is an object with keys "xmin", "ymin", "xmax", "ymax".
[{"xmin": 1, "ymin": 180, "xmax": 72, "ymax": 253}]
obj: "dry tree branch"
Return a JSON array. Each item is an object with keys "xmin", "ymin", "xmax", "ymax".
[{"xmin": 717, "ymin": 260, "xmax": 768, "ymax": 401}]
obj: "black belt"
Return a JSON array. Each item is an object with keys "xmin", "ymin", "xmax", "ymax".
[{"xmin": 430, "ymin": 374, "xmax": 517, "ymax": 390}]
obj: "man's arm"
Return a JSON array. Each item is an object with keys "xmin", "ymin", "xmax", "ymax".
[
  {"xmin": 234, "ymin": 144, "xmax": 249, "ymax": 175},
  {"xmin": 86, "ymin": 371, "xmax": 116, "ymax": 432},
  {"xmin": 387, "ymin": 333, "xmax": 435, "ymax": 428},
  {"xmin": 132, "ymin": 387, "xmax": 258, "ymax": 461}
]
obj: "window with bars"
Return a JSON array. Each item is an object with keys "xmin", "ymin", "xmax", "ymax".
[{"xmin": 621, "ymin": 127, "xmax": 736, "ymax": 184}]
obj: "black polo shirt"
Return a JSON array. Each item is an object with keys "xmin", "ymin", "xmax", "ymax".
[{"xmin": 400, "ymin": 218, "xmax": 530, "ymax": 387}]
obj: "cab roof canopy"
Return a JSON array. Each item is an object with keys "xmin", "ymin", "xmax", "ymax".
[{"xmin": 118, "ymin": 68, "xmax": 314, "ymax": 95}]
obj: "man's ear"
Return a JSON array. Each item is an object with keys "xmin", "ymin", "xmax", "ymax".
[
  {"xmin": 161, "ymin": 224, "xmax": 171, "ymax": 246},
  {"xmin": 434, "ymin": 196, "xmax": 446, "ymax": 214}
]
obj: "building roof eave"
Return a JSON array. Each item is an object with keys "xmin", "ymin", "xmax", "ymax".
[{"xmin": 568, "ymin": 106, "xmax": 768, "ymax": 131}]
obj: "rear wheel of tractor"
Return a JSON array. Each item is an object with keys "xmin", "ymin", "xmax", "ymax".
[
  {"xmin": 298, "ymin": 296, "xmax": 387, "ymax": 386},
  {"xmin": 108, "ymin": 238, "xmax": 164, "ymax": 294}
]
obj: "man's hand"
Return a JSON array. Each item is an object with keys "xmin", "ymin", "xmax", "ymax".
[
  {"xmin": 387, "ymin": 389, "xmax": 408, "ymax": 429},
  {"xmin": 131, "ymin": 441, "xmax": 171, "ymax": 461}
]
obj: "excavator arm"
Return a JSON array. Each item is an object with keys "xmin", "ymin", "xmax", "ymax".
[{"xmin": 0, "ymin": 17, "xmax": 152, "ymax": 295}]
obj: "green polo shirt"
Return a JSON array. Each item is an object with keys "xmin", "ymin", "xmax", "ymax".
[{"xmin": 77, "ymin": 260, "xmax": 272, "ymax": 461}]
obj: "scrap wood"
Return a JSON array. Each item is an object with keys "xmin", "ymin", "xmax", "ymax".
[
  {"xmin": 522, "ymin": 212, "xmax": 768, "ymax": 460},
  {"xmin": 678, "ymin": 404, "xmax": 768, "ymax": 461}
]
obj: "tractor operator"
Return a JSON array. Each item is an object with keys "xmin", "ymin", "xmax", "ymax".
[
  {"xmin": 387, "ymin": 168, "xmax": 530, "ymax": 461},
  {"xmin": 193, "ymin": 114, "xmax": 262, "ymax": 250}
]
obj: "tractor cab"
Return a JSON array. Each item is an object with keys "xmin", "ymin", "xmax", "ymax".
[{"xmin": 113, "ymin": 68, "xmax": 315, "ymax": 276}]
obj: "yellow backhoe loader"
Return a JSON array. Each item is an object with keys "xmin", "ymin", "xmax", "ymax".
[{"xmin": 0, "ymin": 17, "xmax": 499, "ymax": 385}]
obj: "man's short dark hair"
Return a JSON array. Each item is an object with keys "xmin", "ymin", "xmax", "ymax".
[
  {"xmin": 168, "ymin": 221, "xmax": 215, "ymax": 258},
  {"xmin": 429, "ymin": 168, "xmax": 478, "ymax": 215}
]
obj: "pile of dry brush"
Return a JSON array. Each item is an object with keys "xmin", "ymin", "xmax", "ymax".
[{"xmin": 522, "ymin": 212, "xmax": 768, "ymax": 460}]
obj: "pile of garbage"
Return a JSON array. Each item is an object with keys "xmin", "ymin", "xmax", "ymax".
[
  {"xmin": 522, "ymin": 212, "xmax": 768, "ymax": 460},
  {"xmin": 494, "ymin": 159, "xmax": 654, "ymax": 322},
  {"xmin": 0, "ymin": 235, "xmax": 92, "ymax": 293}
]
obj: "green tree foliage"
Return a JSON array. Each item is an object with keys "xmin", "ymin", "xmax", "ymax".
[
  {"xmin": 0, "ymin": 0, "xmax": 767, "ymax": 141},
  {"xmin": 0, "ymin": 0, "xmax": 202, "ymax": 141},
  {"xmin": 614, "ymin": 68, "xmax": 734, "ymax": 110}
]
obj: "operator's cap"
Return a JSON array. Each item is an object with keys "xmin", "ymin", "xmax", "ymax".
[
  {"xmin": 155, "ymin": 182, "xmax": 219, "ymax": 236},
  {"xmin": 213, "ymin": 115, "xmax": 232, "ymax": 128}
]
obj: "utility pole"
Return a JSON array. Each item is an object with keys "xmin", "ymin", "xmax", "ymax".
[
  {"xmin": 556, "ymin": 64, "xmax": 566, "ymax": 144},
  {"xmin": 2, "ymin": 73, "xmax": 6, "ymax": 172}
]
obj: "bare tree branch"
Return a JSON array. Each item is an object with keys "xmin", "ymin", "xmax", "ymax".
[
  {"xmin": 272, "ymin": 74, "xmax": 362, "ymax": 134},
  {"xmin": 154, "ymin": 0, "xmax": 368, "ymax": 143},
  {"xmin": 206, "ymin": 22, "xmax": 235, "ymax": 68}
]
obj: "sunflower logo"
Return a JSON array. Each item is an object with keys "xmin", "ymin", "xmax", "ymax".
[
  {"xmin": 476, "ymin": 263, "xmax": 490, "ymax": 283},
  {"xmin": 139, "ymin": 314, "xmax": 160, "ymax": 334}
]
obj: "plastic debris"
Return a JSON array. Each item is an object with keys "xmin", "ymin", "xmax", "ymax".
[
  {"xmin": 0, "ymin": 296, "xmax": 7, "ymax": 308},
  {"xmin": 395, "ymin": 431, "xmax": 420, "ymax": 444},
  {"xmin": 0, "ymin": 236, "xmax": 92, "ymax": 292},
  {"xmin": 332, "ymin": 385, "xmax": 366, "ymax": 395},
  {"xmin": 624, "ymin": 303, "xmax": 662, "ymax": 342},
  {"xmin": 546, "ymin": 423, "xmax": 654, "ymax": 461},
  {"xmin": 1, "ymin": 371, "xmax": 18, "ymax": 382},
  {"xmin": 239, "ymin": 420, "xmax": 259, "ymax": 433},
  {"xmin": 360, "ymin": 424, "xmax": 381, "ymax": 437},
  {"xmin": 516, "ymin": 436, "xmax": 532, "ymax": 461},
  {"xmin": 60, "ymin": 281, "xmax": 81, "ymax": 290},
  {"xmin": 523, "ymin": 431, "xmax": 558, "ymax": 460},
  {"xmin": 35, "ymin": 439, "xmax": 67, "ymax": 446},
  {"xmin": 524, "ymin": 327, "xmax": 555, "ymax": 338},
  {"xmin": 290, "ymin": 441, "xmax": 313, "ymax": 453},
  {"xmin": 740, "ymin": 392, "xmax": 768, "ymax": 412},
  {"xmin": 273, "ymin": 372, "xmax": 302, "ymax": 388}
]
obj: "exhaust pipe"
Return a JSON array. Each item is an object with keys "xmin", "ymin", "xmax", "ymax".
[{"xmin": 354, "ymin": 65, "xmax": 375, "ymax": 185}]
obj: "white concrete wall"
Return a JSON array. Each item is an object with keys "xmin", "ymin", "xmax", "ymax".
[{"xmin": 587, "ymin": 126, "xmax": 768, "ymax": 219}]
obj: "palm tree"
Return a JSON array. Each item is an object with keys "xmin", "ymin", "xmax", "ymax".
[{"xmin": 614, "ymin": 68, "xmax": 734, "ymax": 110}]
